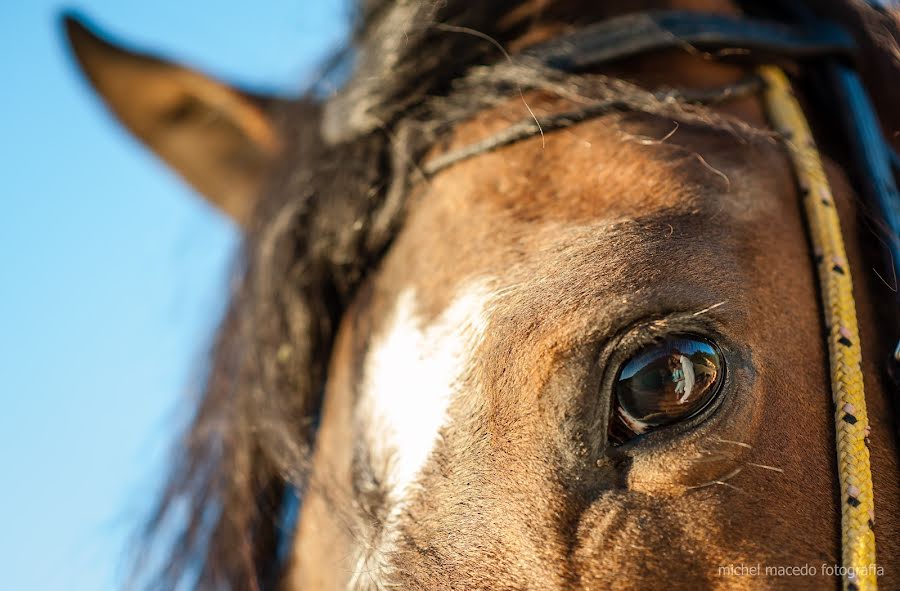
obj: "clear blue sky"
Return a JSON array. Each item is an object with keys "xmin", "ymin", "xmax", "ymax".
[{"xmin": 0, "ymin": 2, "xmax": 346, "ymax": 589}]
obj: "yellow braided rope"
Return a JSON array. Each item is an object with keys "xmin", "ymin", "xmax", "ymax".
[{"xmin": 760, "ymin": 66, "xmax": 877, "ymax": 591}]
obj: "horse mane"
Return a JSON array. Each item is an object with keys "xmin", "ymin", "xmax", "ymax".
[{"xmin": 133, "ymin": 1, "xmax": 900, "ymax": 589}]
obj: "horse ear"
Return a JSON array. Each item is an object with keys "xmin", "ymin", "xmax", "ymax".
[{"xmin": 62, "ymin": 13, "xmax": 282, "ymax": 228}]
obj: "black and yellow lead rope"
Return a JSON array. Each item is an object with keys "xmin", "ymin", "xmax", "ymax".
[{"xmin": 760, "ymin": 66, "xmax": 878, "ymax": 591}]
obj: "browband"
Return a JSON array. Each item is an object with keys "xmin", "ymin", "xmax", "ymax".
[{"xmin": 522, "ymin": 11, "xmax": 857, "ymax": 71}]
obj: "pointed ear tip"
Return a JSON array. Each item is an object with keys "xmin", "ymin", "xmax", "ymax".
[
  {"xmin": 60, "ymin": 10, "xmax": 109, "ymax": 60},
  {"xmin": 60, "ymin": 10, "xmax": 89, "ymax": 42}
]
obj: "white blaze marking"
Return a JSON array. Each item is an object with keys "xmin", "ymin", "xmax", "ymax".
[{"xmin": 360, "ymin": 281, "xmax": 494, "ymax": 505}]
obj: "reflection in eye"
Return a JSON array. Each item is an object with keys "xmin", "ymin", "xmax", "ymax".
[{"xmin": 609, "ymin": 335, "xmax": 724, "ymax": 444}]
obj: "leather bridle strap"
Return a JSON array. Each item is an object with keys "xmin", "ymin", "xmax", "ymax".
[
  {"xmin": 422, "ymin": 76, "xmax": 764, "ymax": 177},
  {"xmin": 522, "ymin": 11, "xmax": 856, "ymax": 70},
  {"xmin": 425, "ymin": 11, "xmax": 863, "ymax": 177}
]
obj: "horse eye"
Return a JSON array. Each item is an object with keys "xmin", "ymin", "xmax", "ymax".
[{"xmin": 609, "ymin": 335, "xmax": 725, "ymax": 444}]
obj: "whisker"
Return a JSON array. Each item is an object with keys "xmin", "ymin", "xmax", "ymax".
[
  {"xmin": 871, "ymin": 245, "xmax": 898, "ymax": 292},
  {"xmin": 746, "ymin": 462, "xmax": 784, "ymax": 473},
  {"xmin": 694, "ymin": 152, "xmax": 731, "ymax": 191},
  {"xmin": 687, "ymin": 466, "xmax": 745, "ymax": 492},
  {"xmin": 432, "ymin": 23, "xmax": 545, "ymax": 146},
  {"xmin": 660, "ymin": 121, "xmax": 680, "ymax": 143},
  {"xmin": 712, "ymin": 437, "xmax": 753, "ymax": 449},
  {"xmin": 620, "ymin": 121, "xmax": 681, "ymax": 146},
  {"xmin": 690, "ymin": 449, "xmax": 736, "ymax": 463},
  {"xmin": 692, "ymin": 301, "xmax": 727, "ymax": 316}
]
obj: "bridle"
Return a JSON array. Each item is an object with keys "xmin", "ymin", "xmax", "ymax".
[{"xmin": 420, "ymin": 9, "xmax": 898, "ymax": 591}]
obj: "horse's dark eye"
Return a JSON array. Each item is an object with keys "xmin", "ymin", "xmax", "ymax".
[{"xmin": 609, "ymin": 335, "xmax": 724, "ymax": 444}]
